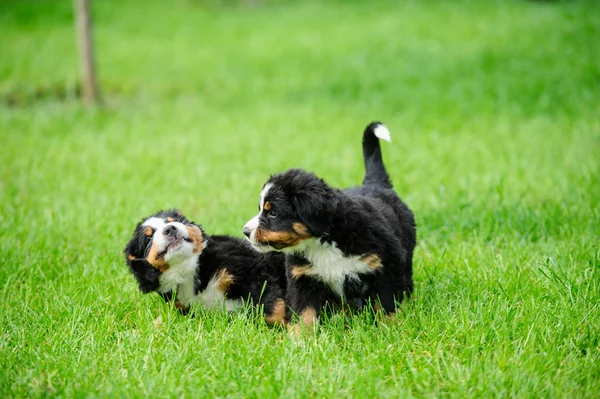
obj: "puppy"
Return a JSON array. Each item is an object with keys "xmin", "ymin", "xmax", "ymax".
[
  {"xmin": 243, "ymin": 122, "xmax": 416, "ymax": 331},
  {"xmin": 124, "ymin": 209, "xmax": 287, "ymax": 325}
]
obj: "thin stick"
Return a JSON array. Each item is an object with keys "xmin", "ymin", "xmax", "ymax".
[{"xmin": 74, "ymin": 0, "xmax": 99, "ymax": 105}]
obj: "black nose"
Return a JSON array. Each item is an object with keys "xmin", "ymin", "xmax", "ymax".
[
  {"xmin": 163, "ymin": 224, "xmax": 178, "ymax": 237},
  {"xmin": 243, "ymin": 227, "xmax": 251, "ymax": 238}
]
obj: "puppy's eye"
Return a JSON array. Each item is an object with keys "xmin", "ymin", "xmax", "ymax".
[{"xmin": 268, "ymin": 211, "xmax": 278, "ymax": 219}]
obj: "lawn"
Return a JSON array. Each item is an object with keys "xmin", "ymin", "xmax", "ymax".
[{"xmin": 1, "ymin": 0, "xmax": 599, "ymax": 397}]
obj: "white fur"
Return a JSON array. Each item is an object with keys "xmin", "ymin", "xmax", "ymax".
[
  {"xmin": 159, "ymin": 262, "xmax": 243, "ymax": 311},
  {"xmin": 142, "ymin": 217, "xmax": 166, "ymax": 231},
  {"xmin": 291, "ymin": 239, "xmax": 377, "ymax": 298},
  {"xmin": 244, "ymin": 183, "xmax": 273, "ymax": 244},
  {"xmin": 154, "ymin": 220, "xmax": 201, "ymax": 294},
  {"xmin": 194, "ymin": 274, "xmax": 245, "ymax": 311},
  {"xmin": 259, "ymin": 183, "xmax": 273, "ymax": 209},
  {"xmin": 142, "ymin": 217, "xmax": 239, "ymax": 311},
  {"xmin": 158, "ymin": 252, "xmax": 243, "ymax": 311},
  {"xmin": 373, "ymin": 124, "xmax": 391, "ymax": 142},
  {"xmin": 245, "ymin": 215, "xmax": 259, "ymax": 235},
  {"xmin": 158, "ymin": 255, "xmax": 198, "ymax": 294},
  {"xmin": 143, "ymin": 220, "xmax": 196, "ymax": 259}
]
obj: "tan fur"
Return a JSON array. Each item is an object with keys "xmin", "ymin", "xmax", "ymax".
[
  {"xmin": 265, "ymin": 298, "xmax": 286, "ymax": 325},
  {"xmin": 291, "ymin": 265, "xmax": 312, "ymax": 279},
  {"xmin": 175, "ymin": 301, "xmax": 190, "ymax": 312},
  {"xmin": 359, "ymin": 253, "xmax": 383, "ymax": 270},
  {"xmin": 373, "ymin": 300, "xmax": 382, "ymax": 312},
  {"xmin": 292, "ymin": 222, "xmax": 311, "ymax": 237},
  {"xmin": 255, "ymin": 222, "xmax": 312, "ymax": 248},
  {"xmin": 185, "ymin": 225, "xmax": 205, "ymax": 254},
  {"xmin": 288, "ymin": 306, "xmax": 317, "ymax": 338},
  {"xmin": 216, "ymin": 269, "xmax": 235, "ymax": 292},
  {"xmin": 302, "ymin": 306, "xmax": 317, "ymax": 325},
  {"xmin": 146, "ymin": 242, "xmax": 169, "ymax": 272}
]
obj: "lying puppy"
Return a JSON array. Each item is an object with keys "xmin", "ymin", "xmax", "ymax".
[
  {"xmin": 124, "ymin": 209, "xmax": 287, "ymax": 325},
  {"xmin": 243, "ymin": 122, "xmax": 416, "ymax": 331}
]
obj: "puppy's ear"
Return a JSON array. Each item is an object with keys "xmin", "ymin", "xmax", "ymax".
[
  {"xmin": 292, "ymin": 189, "xmax": 337, "ymax": 237},
  {"xmin": 128, "ymin": 259, "xmax": 161, "ymax": 293}
]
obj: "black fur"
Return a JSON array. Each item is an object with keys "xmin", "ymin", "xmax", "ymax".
[
  {"xmin": 124, "ymin": 209, "xmax": 286, "ymax": 322},
  {"xmin": 245, "ymin": 122, "xmax": 416, "ymax": 323},
  {"xmin": 362, "ymin": 121, "xmax": 393, "ymax": 188}
]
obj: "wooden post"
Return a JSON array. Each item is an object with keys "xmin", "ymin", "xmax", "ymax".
[{"xmin": 74, "ymin": 0, "xmax": 99, "ymax": 105}]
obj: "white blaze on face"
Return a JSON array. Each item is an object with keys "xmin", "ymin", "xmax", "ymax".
[
  {"xmin": 142, "ymin": 217, "xmax": 196, "ymax": 261},
  {"xmin": 244, "ymin": 183, "xmax": 273, "ymax": 243},
  {"xmin": 142, "ymin": 217, "xmax": 166, "ymax": 231},
  {"xmin": 142, "ymin": 217, "xmax": 167, "ymax": 249},
  {"xmin": 146, "ymin": 217, "xmax": 203, "ymax": 295}
]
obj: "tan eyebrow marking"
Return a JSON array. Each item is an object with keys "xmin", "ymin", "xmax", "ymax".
[
  {"xmin": 264, "ymin": 201, "xmax": 271, "ymax": 211},
  {"xmin": 144, "ymin": 227, "xmax": 153, "ymax": 236}
]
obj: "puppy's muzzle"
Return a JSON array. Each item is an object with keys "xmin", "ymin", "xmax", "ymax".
[
  {"xmin": 243, "ymin": 215, "xmax": 259, "ymax": 241},
  {"xmin": 163, "ymin": 224, "xmax": 178, "ymax": 238}
]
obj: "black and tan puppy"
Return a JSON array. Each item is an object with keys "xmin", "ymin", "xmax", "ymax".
[
  {"xmin": 243, "ymin": 122, "xmax": 416, "ymax": 331},
  {"xmin": 124, "ymin": 209, "xmax": 287, "ymax": 325}
]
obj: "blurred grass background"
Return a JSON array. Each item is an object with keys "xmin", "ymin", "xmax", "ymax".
[{"xmin": 1, "ymin": 0, "xmax": 599, "ymax": 397}]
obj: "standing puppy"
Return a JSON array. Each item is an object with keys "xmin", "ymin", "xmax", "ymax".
[
  {"xmin": 124, "ymin": 209, "xmax": 287, "ymax": 325},
  {"xmin": 243, "ymin": 122, "xmax": 416, "ymax": 331}
]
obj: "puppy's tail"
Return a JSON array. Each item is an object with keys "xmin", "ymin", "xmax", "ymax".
[{"xmin": 362, "ymin": 121, "xmax": 393, "ymax": 189}]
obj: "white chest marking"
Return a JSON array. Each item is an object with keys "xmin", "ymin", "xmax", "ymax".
[
  {"xmin": 296, "ymin": 239, "xmax": 378, "ymax": 298},
  {"xmin": 158, "ymin": 256, "xmax": 197, "ymax": 293},
  {"xmin": 191, "ymin": 274, "xmax": 245, "ymax": 311},
  {"xmin": 158, "ymin": 258, "xmax": 244, "ymax": 311}
]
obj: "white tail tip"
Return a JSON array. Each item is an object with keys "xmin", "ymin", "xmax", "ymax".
[{"xmin": 373, "ymin": 124, "xmax": 391, "ymax": 142}]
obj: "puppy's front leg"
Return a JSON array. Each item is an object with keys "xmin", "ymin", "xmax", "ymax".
[
  {"xmin": 286, "ymin": 278, "xmax": 323, "ymax": 338},
  {"xmin": 159, "ymin": 291, "xmax": 190, "ymax": 315},
  {"xmin": 285, "ymin": 256, "xmax": 324, "ymax": 338}
]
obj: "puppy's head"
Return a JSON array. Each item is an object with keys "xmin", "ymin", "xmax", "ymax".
[
  {"xmin": 123, "ymin": 209, "xmax": 206, "ymax": 293},
  {"xmin": 243, "ymin": 169, "xmax": 338, "ymax": 253}
]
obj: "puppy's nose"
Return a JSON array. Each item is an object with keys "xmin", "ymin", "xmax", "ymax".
[
  {"xmin": 243, "ymin": 227, "xmax": 252, "ymax": 238},
  {"xmin": 163, "ymin": 224, "xmax": 178, "ymax": 237}
]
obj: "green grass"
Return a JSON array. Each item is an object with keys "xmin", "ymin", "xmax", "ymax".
[{"xmin": 1, "ymin": 0, "xmax": 599, "ymax": 397}]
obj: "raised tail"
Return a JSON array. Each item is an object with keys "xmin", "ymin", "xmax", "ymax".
[{"xmin": 362, "ymin": 121, "xmax": 393, "ymax": 189}]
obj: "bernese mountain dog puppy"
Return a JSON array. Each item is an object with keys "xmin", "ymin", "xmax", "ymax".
[
  {"xmin": 243, "ymin": 122, "xmax": 416, "ymax": 332},
  {"xmin": 123, "ymin": 209, "xmax": 287, "ymax": 325}
]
